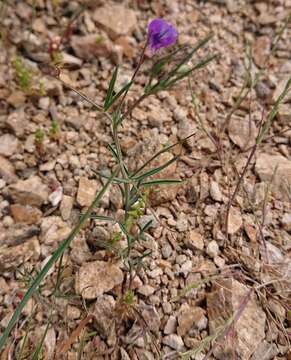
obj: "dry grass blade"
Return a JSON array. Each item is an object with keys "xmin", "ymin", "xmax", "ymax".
[{"xmin": 56, "ymin": 314, "xmax": 94, "ymax": 354}]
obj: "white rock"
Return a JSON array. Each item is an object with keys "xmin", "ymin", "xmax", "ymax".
[
  {"xmin": 162, "ymin": 334, "xmax": 184, "ymax": 351},
  {"xmin": 206, "ymin": 240, "xmax": 219, "ymax": 258}
]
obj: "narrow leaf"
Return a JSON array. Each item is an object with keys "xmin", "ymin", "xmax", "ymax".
[
  {"xmin": 132, "ymin": 156, "xmax": 179, "ymax": 181},
  {"xmin": 104, "ymin": 81, "xmax": 132, "ymax": 110},
  {"xmin": 104, "ymin": 66, "xmax": 118, "ymax": 109},
  {"xmin": 141, "ymin": 179, "xmax": 184, "ymax": 187}
]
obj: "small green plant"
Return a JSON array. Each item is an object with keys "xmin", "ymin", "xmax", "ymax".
[
  {"xmin": 12, "ymin": 56, "xmax": 32, "ymax": 90},
  {"xmin": 49, "ymin": 119, "xmax": 60, "ymax": 140}
]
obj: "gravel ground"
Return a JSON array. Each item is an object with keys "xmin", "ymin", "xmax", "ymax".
[{"xmin": 0, "ymin": 0, "xmax": 290, "ymax": 359}]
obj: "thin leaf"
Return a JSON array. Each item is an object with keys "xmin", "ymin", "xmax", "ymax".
[
  {"xmin": 166, "ymin": 33, "xmax": 214, "ymax": 81},
  {"xmin": 89, "ymin": 214, "xmax": 116, "ymax": 222},
  {"xmin": 107, "ymin": 143, "xmax": 119, "ymax": 162},
  {"xmin": 132, "ymin": 156, "xmax": 179, "ymax": 181},
  {"xmin": 0, "ymin": 169, "xmax": 118, "ymax": 352},
  {"xmin": 166, "ymin": 54, "xmax": 218, "ymax": 88},
  {"xmin": 92, "ymin": 169, "xmax": 129, "ymax": 184},
  {"xmin": 104, "ymin": 66, "xmax": 118, "ymax": 109},
  {"xmin": 141, "ymin": 179, "xmax": 184, "ymax": 187},
  {"xmin": 104, "ymin": 81, "xmax": 132, "ymax": 111}
]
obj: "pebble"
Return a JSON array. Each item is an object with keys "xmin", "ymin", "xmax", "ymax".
[
  {"xmin": 206, "ymin": 240, "xmax": 219, "ymax": 258},
  {"xmin": 138, "ymin": 285, "xmax": 155, "ymax": 297},
  {"xmin": 185, "ymin": 230, "xmax": 204, "ymax": 251},
  {"xmin": 0, "ymin": 156, "xmax": 17, "ymax": 184},
  {"xmin": 0, "ymin": 134, "xmax": 18, "ymax": 157},
  {"xmin": 10, "ymin": 204, "xmax": 42, "ymax": 224},
  {"xmin": 77, "ymin": 177, "xmax": 98, "ymax": 207},
  {"xmin": 75, "ymin": 260, "xmax": 123, "ymax": 299},
  {"xmin": 164, "ymin": 315, "xmax": 177, "ymax": 335},
  {"xmin": 8, "ymin": 176, "xmax": 49, "ymax": 208},
  {"xmin": 60, "ymin": 195, "xmax": 74, "ymax": 221},
  {"xmin": 93, "ymin": 4, "xmax": 137, "ymax": 39},
  {"xmin": 227, "ymin": 207, "xmax": 243, "ymax": 234},
  {"xmin": 162, "ymin": 334, "xmax": 184, "ymax": 351},
  {"xmin": 210, "ymin": 181, "xmax": 222, "ymax": 202}
]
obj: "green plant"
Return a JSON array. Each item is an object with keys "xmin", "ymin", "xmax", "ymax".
[{"xmin": 12, "ymin": 56, "xmax": 32, "ymax": 91}]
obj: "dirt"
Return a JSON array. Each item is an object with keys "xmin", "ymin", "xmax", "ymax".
[{"xmin": 0, "ymin": 0, "xmax": 290, "ymax": 359}]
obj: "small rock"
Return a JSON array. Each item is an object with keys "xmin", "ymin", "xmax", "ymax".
[
  {"xmin": 39, "ymin": 160, "xmax": 56, "ymax": 172},
  {"xmin": 140, "ymin": 304, "xmax": 161, "ymax": 333},
  {"xmin": 253, "ymin": 36, "xmax": 271, "ymax": 68},
  {"xmin": 93, "ymin": 294, "xmax": 116, "ymax": 338},
  {"xmin": 177, "ymin": 304, "xmax": 208, "ymax": 336},
  {"xmin": 60, "ymin": 195, "xmax": 74, "ymax": 221},
  {"xmin": 93, "ymin": 5, "xmax": 137, "ymax": 39},
  {"xmin": 67, "ymin": 305, "xmax": 81, "ymax": 320},
  {"xmin": 185, "ymin": 230, "xmax": 204, "ymax": 251},
  {"xmin": 0, "ymin": 134, "xmax": 18, "ymax": 157},
  {"xmin": 228, "ymin": 116, "xmax": 257, "ymax": 149},
  {"xmin": 161, "ymin": 243, "xmax": 172, "ymax": 258},
  {"xmin": 40, "ymin": 216, "xmax": 70, "ymax": 246},
  {"xmin": 0, "ymin": 223, "xmax": 40, "ymax": 246},
  {"xmin": 71, "ymin": 34, "xmax": 113, "ymax": 61},
  {"xmin": 5, "ymin": 110, "xmax": 27, "ymax": 137},
  {"xmin": 255, "ymin": 153, "xmax": 291, "ymax": 200},
  {"xmin": 77, "ymin": 177, "xmax": 98, "ymax": 207},
  {"xmin": 227, "ymin": 207, "xmax": 242, "ymax": 234},
  {"xmin": 206, "ymin": 240, "xmax": 219, "ymax": 258},
  {"xmin": 164, "ymin": 315, "xmax": 177, "ymax": 334},
  {"xmin": 177, "ymin": 118, "xmax": 196, "ymax": 149},
  {"xmin": 162, "ymin": 334, "xmax": 184, "ymax": 351},
  {"xmin": 281, "ymin": 213, "xmax": 291, "ymax": 232},
  {"xmin": 49, "ymin": 186, "xmax": 63, "ymax": 207},
  {"xmin": 210, "ymin": 181, "xmax": 222, "ymax": 202},
  {"xmin": 7, "ymin": 91, "xmax": 26, "ymax": 107},
  {"xmin": 0, "ymin": 155, "xmax": 17, "ymax": 184},
  {"xmin": 10, "ymin": 204, "xmax": 42, "ymax": 224},
  {"xmin": 138, "ymin": 285, "xmax": 155, "ymax": 296},
  {"xmin": 207, "ymin": 279, "xmax": 266, "ymax": 360},
  {"xmin": 8, "ymin": 176, "xmax": 49, "ymax": 207},
  {"xmin": 176, "ymin": 216, "xmax": 188, "ymax": 232},
  {"xmin": 75, "ymin": 260, "xmax": 123, "ymax": 299},
  {"xmin": 0, "ymin": 237, "xmax": 40, "ymax": 271},
  {"xmin": 250, "ymin": 340, "xmax": 278, "ymax": 360}
]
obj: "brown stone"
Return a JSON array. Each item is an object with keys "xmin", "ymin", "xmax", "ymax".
[
  {"xmin": 10, "ymin": 204, "xmax": 42, "ymax": 224},
  {"xmin": 75, "ymin": 260, "xmax": 123, "ymax": 299},
  {"xmin": 77, "ymin": 177, "xmax": 98, "ymax": 207}
]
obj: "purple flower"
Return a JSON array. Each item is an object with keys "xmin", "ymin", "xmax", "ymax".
[{"xmin": 147, "ymin": 18, "xmax": 178, "ymax": 54}]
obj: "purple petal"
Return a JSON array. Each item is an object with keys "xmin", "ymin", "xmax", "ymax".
[{"xmin": 147, "ymin": 18, "xmax": 178, "ymax": 54}]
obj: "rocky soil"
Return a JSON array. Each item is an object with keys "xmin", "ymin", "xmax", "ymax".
[{"xmin": 0, "ymin": 0, "xmax": 290, "ymax": 359}]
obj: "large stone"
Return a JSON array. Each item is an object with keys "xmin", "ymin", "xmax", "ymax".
[
  {"xmin": 177, "ymin": 304, "xmax": 207, "ymax": 336},
  {"xmin": 0, "ymin": 134, "xmax": 18, "ymax": 157},
  {"xmin": 8, "ymin": 176, "xmax": 49, "ymax": 207},
  {"xmin": 93, "ymin": 4, "xmax": 137, "ymax": 39},
  {"xmin": 207, "ymin": 279, "xmax": 266, "ymax": 360},
  {"xmin": 255, "ymin": 153, "xmax": 291, "ymax": 200},
  {"xmin": 0, "ymin": 237, "xmax": 40, "ymax": 271},
  {"xmin": 228, "ymin": 116, "xmax": 257, "ymax": 149},
  {"xmin": 0, "ymin": 155, "xmax": 17, "ymax": 184},
  {"xmin": 75, "ymin": 260, "xmax": 123, "ymax": 299},
  {"xmin": 162, "ymin": 334, "xmax": 184, "ymax": 351}
]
